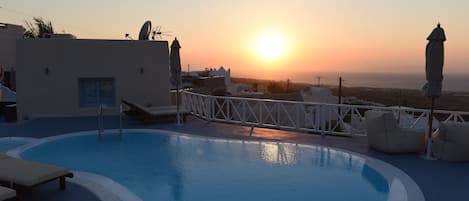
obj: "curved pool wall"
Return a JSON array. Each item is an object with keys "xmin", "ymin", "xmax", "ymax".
[
  {"xmin": 11, "ymin": 129, "xmax": 425, "ymax": 201},
  {"xmin": 0, "ymin": 137, "xmax": 37, "ymax": 153}
]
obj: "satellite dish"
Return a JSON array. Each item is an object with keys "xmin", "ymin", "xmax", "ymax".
[{"xmin": 138, "ymin": 20, "xmax": 152, "ymax": 40}]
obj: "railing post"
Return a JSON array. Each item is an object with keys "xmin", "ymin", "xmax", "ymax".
[
  {"xmin": 295, "ymin": 103, "xmax": 300, "ymax": 129},
  {"xmin": 259, "ymin": 102, "xmax": 263, "ymax": 126},
  {"xmin": 314, "ymin": 104, "xmax": 319, "ymax": 133},
  {"xmin": 198, "ymin": 96, "xmax": 203, "ymax": 117},
  {"xmin": 227, "ymin": 99, "xmax": 231, "ymax": 121},
  {"xmin": 210, "ymin": 95, "xmax": 214, "ymax": 121},
  {"xmin": 327, "ymin": 105, "xmax": 331, "ymax": 131},
  {"xmin": 205, "ymin": 95, "xmax": 210, "ymax": 120},
  {"xmin": 318, "ymin": 104, "xmax": 326, "ymax": 137},
  {"xmin": 209, "ymin": 96, "xmax": 213, "ymax": 121},
  {"xmin": 242, "ymin": 100, "xmax": 246, "ymax": 124},
  {"xmin": 277, "ymin": 102, "xmax": 281, "ymax": 128},
  {"xmin": 207, "ymin": 96, "xmax": 211, "ymax": 121}
]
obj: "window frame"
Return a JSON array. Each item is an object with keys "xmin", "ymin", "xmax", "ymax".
[{"xmin": 78, "ymin": 78, "xmax": 116, "ymax": 108}]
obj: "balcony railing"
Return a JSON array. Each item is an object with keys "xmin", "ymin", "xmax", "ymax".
[{"xmin": 181, "ymin": 91, "xmax": 469, "ymax": 136}]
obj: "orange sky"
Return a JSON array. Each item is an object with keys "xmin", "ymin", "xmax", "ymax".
[{"xmin": 2, "ymin": 0, "xmax": 469, "ymax": 79}]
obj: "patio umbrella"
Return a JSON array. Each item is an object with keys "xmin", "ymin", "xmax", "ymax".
[
  {"xmin": 422, "ymin": 23, "xmax": 446, "ymax": 159},
  {"xmin": 170, "ymin": 38, "xmax": 182, "ymax": 124}
]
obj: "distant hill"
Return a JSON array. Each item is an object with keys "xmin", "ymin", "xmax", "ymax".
[{"xmin": 231, "ymin": 77, "xmax": 469, "ymax": 112}]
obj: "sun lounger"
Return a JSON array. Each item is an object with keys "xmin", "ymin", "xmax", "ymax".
[
  {"xmin": 121, "ymin": 99, "xmax": 189, "ymax": 123},
  {"xmin": 0, "ymin": 186, "xmax": 16, "ymax": 201},
  {"xmin": 0, "ymin": 154, "xmax": 73, "ymax": 191}
]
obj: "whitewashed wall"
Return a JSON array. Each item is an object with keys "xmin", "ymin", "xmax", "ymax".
[
  {"xmin": 16, "ymin": 39, "xmax": 171, "ymax": 119},
  {"xmin": 0, "ymin": 23, "xmax": 24, "ymax": 71}
]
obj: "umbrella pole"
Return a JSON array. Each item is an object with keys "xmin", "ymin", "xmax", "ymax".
[
  {"xmin": 176, "ymin": 82, "xmax": 181, "ymax": 125},
  {"xmin": 425, "ymin": 97, "xmax": 435, "ymax": 159}
]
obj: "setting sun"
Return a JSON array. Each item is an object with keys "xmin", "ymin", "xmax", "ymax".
[{"xmin": 251, "ymin": 31, "xmax": 289, "ymax": 62}]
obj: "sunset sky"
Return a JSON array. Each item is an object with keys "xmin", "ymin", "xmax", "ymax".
[{"xmin": 2, "ymin": 0, "xmax": 469, "ymax": 79}]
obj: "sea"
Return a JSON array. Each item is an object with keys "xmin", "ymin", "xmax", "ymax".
[{"xmin": 273, "ymin": 72, "xmax": 469, "ymax": 92}]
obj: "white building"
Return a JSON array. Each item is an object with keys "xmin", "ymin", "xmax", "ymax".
[
  {"xmin": 0, "ymin": 23, "xmax": 25, "ymax": 90},
  {"xmin": 301, "ymin": 87, "xmax": 339, "ymax": 129},
  {"xmin": 16, "ymin": 38, "xmax": 171, "ymax": 119},
  {"xmin": 301, "ymin": 87, "xmax": 338, "ymax": 104},
  {"xmin": 0, "ymin": 23, "xmax": 24, "ymax": 71},
  {"xmin": 208, "ymin": 66, "xmax": 231, "ymax": 88},
  {"xmin": 184, "ymin": 66, "xmax": 231, "ymax": 88}
]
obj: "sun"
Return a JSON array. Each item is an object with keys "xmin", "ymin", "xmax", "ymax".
[{"xmin": 252, "ymin": 31, "xmax": 288, "ymax": 62}]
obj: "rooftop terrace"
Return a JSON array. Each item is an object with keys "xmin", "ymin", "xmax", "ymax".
[{"xmin": 1, "ymin": 115, "xmax": 468, "ymax": 201}]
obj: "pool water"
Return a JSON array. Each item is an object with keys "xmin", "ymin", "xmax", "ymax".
[
  {"xmin": 0, "ymin": 138, "xmax": 36, "ymax": 153},
  {"xmin": 21, "ymin": 131, "xmax": 392, "ymax": 201}
]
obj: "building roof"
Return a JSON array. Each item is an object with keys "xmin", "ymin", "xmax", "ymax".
[{"xmin": 0, "ymin": 23, "xmax": 25, "ymax": 38}]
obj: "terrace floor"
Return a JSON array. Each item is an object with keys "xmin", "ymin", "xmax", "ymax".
[{"xmin": 1, "ymin": 115, "xmax": 468, "ymax": 201}]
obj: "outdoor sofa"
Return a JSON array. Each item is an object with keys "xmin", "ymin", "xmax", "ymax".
[
  {"xmin": 364, "ymin": 110, "xmax": 425, "ymax": 153},
  {"xmin": 0, "ymin": 186, "xmax": 15, "ymax": 201},
  {"xmin": 432, "ymin": 122, "xmax": 469, "ymax": 161},
  {"xmin": 0, "ymin": 153, "xmax": 73, "ymax": 191},
  {"xmin": 122, "ymin": 99, "xmax": 190, "ymax": 123}
]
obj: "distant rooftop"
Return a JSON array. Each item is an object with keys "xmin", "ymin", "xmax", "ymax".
[{"xmin": 0, "ymin": 22, "xmax": 25, "ymax": 35}]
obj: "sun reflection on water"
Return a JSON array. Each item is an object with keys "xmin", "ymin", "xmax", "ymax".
[{"xmin": 260, "ymin": 142, "xmax": 299, "ymax": 165}]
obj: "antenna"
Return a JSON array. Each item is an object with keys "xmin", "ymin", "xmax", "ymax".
[
  {"xmin": 151, "ymin": 25, "xmax": 172, "ymax": 40},
  {"xmin": 138, "ymin": 20, "xmax": 152, "ymax": 40}
]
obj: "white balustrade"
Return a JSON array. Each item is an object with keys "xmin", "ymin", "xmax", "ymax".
[{"xmin": 181, "ymin": 91, "xmax": 469, "ymax": 136}]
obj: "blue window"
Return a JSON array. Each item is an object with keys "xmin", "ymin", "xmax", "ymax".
[{"xmin": 79, "ymin": 78, "xmax": 115, "ymax": 108}]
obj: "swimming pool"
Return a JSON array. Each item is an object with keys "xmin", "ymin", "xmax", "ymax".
[{"xmin": 14, "ymin": 130, "xmax": 424, "ymax": 201}]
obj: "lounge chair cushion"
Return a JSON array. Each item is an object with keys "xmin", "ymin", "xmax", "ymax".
[
  {"xmin": 122, "ymin": 99, "xmax": 190, "ymax": 123},
  {"xmin": 148, "ymin": 106, "xmax": 189, "ymax": 115},
  {"xmin": 438, "ymin": 122, "xmax": 469, "ymax": 143},
  {"xmin": 0, "ymin": 157, "xmax": 70, "ymax": 187},
  {"xmin": 0, "ymin": 186, "xmax": 16, "ymax": 201},
  {"xmin": 433, "ymin": 140, "xmax": 469, "ymax": 161},
  {"xmin": 365, "ymin": 110, "xmax": 424, "ymax": 153},
  {"xmin": 0, "ymin": 154, "xmax": 10, "ymax": 160},
  {"xmin": 432, "ymin": 122, "xmax": 469, "ymax": 161},
  {"xmin": 383, "ymin": 112, "xmax": 398, "ymax": 131}
]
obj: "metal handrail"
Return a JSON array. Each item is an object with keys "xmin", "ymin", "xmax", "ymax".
[
  {"xmin": 97, "ymin": 104, "xmax": 104, "ymax": 139},
  {"xmin": 97, "ymin": 104, "xmax": 123, "ymax": 140},
  {"xmin": 119, "ymin": 104, "xmax": 123, "ymax": 139}
]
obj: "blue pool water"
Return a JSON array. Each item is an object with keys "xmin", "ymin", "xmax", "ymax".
[{"xmin": 21, "ymin": 132, "xmax": 391, "ymax": 201}]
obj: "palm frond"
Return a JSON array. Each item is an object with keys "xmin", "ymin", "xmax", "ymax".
[{"xmin": 23, "ymin": 17, "xmax": 55, "ymax": 38}]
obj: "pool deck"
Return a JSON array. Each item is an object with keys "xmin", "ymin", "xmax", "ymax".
[{"xmin": 1, "ymin": 115, "xmax": 468, "ymax": 201}]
